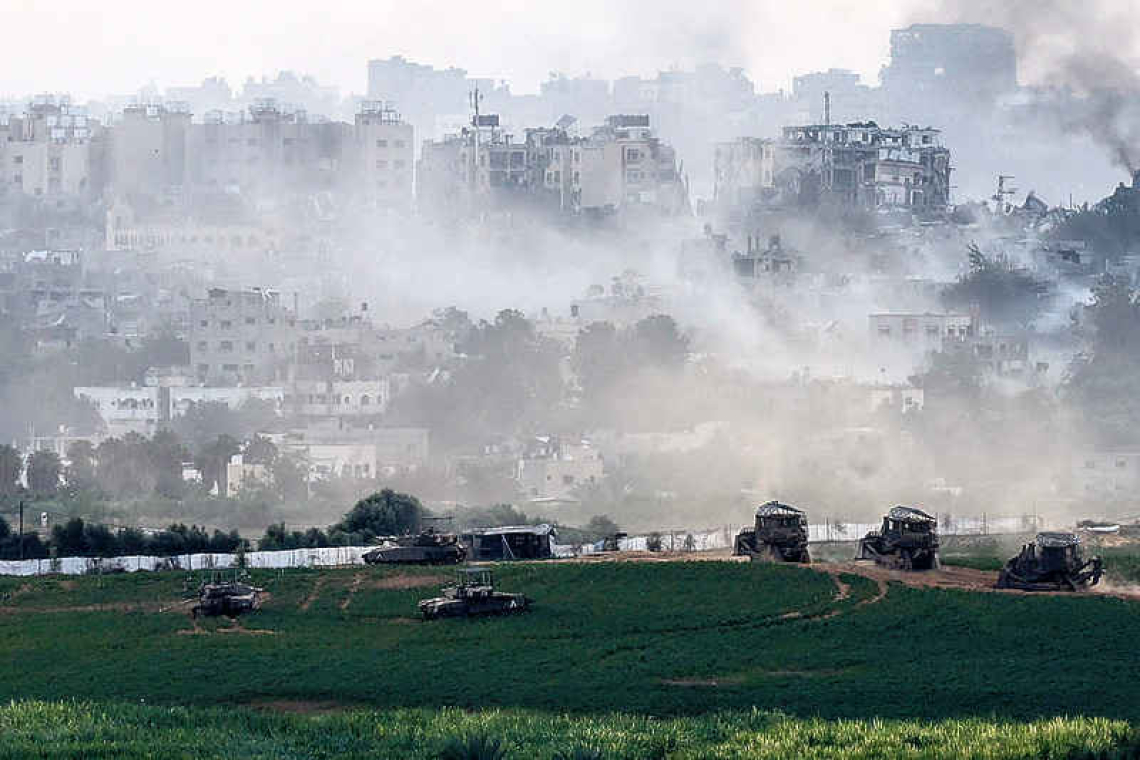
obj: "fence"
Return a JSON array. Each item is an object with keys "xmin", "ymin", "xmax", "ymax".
[{"xmin": 0, "ymin": 514, "xmax": 1043, "ymax": 576}]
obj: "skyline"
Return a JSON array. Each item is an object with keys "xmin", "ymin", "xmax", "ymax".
[{"xmin": 0, "ymin": 1, "xmax": 987, "ymax": 102}]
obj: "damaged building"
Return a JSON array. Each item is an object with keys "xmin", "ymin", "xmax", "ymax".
[{"xmin": 714, "ymin": 122, "xmax": 951, "ymax": 215}]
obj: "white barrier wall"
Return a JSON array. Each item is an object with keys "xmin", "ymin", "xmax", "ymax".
[{"xmin": 0, "ymin": 515, "xmax": 1041, "ymax": 576}]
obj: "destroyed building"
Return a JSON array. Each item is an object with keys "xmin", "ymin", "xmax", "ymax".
[{"xmin": 715, "ymin": 122, "xmax": 951, "ymax": 214}]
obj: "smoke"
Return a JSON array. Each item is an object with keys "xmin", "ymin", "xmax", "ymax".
[{"xmin": 913, "ymin": 0, "xmax": 1140, "ymax": 172}]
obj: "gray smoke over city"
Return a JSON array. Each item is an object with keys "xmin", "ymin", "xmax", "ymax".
[{"xmin": 0, "ymin": 5, "xmax": 1138, "ymax": 554}]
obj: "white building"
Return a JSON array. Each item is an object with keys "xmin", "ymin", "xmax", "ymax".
[
  {"xmin": 73, "ymin": 386, "xmax": 162, "ymax": 437},
  {"xmin": 516, "ymin": 436, "xmax": 604, "ymax": 500}
]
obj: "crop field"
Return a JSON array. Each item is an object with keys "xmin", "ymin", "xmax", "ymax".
[{"xmin": 2, "ymin": 559, "xmax": 1140, "ymax": 758}]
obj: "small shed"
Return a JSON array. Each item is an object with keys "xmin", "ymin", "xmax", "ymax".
[{"xmin": 462, "ymin": 524, "xmax": 556, "ymax": 561}]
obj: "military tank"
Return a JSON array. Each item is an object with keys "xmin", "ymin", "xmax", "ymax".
[
  {"xmin": 192, "ymin": 578, "xmax": 263, "ymax": 618},
  {"xmin": 734, "ymin": 501, "xmax": 810, "ymax": 563},
  {"xmin": 418, "ymin": 568, "xmax": 530, "ymax": 620},
  {"xmin": 996, "ymin": 532, "xmax": 1103, "ymax": 591},
  {"xmin": 857, "ymin": 506, "xmax": 939, "ymax": 570},
  {"xmin": 363, "ymin": 528, "xmax": 467, "ymax": 565}
]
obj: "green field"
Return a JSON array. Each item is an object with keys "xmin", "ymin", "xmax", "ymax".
[{"xmin": 2, "ymin": 560, "xmax": 1139, "ymax": 758}]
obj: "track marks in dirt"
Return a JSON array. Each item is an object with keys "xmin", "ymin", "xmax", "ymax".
[
  {"xmin": 299, "ymin": 576, "xmax": 326, "ymax": 612},
  {"xmin": 339, "ymin": 573, "xmax": 363, "ymax": 611}
]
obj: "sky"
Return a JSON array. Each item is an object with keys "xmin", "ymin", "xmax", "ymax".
[{"xmin": 4, "ymin": 0, "xmax": 935, "ymax": 100}]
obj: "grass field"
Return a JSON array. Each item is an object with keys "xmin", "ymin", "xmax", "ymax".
[{"xmin": 2, "ymin": 559, "xmax": 1140, "ymax": 758}]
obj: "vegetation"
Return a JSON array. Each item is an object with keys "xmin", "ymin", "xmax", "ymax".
[
  {"xmin": 1, "ymin": 562, "xmax": 1140, "ymax": 724},
  {"xmin": 941, "ymin": 243, "xmax": 1048, "ymax": 328},
  {"xmin": 2, "ymin": 560, "xmax": 1140, "ymax": 756},
  {"xmin": 0, "ymin": 701, "xmax": 1132, "ymax": 759}
]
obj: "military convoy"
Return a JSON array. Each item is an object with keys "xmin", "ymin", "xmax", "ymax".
[
  {"xmin": 734, "ymin": 501, "xmax": 811, "ymax": 563},
  {"xmin": 996, "ymin": 532, "xmax": 1103, "ymax": 591},
  {"xmin": 857, "ymin": 506, "xmax": 940, "ymax": 570},
  {"xmin": 362, "ymin": 529, "xmax": 467, "ymax": 565},
  {"xmin": 417, "ymin": 568, "xmax": 530, "ymax": 620},
  {"xmin": 192, "ymin": 576, "xmax": 263, "ymax": 618}
]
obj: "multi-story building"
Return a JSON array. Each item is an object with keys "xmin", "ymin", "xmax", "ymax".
[
  {"xmin": 0, "ymin": 96, "xmax": 102, "ymax": 200},
  {"xmin": 109, "ymin": 103, "xmax": 191, "ymax": 201},
  {"xmin": 715, "ymin": 122, "xmax": 951, "ymax": 213},
  {"xmin": 516, "ymin": 436, "xmax": 604, "ymax": 500},
  {"xmin": 881, "ymin": 24, "xmax": 1017, "ymax": 111},
  {"xmin": 417, "ymin": 113, "xmax": 686, "ymax": 216},
  {"xmin": 351, "ymin": 101, "xmax": 414, "ymax": 207},
  {"xmin": 189, "ymin": 287, "xmax": 298, "ymax": 385},
  {"xmin": 186, "ymin": 100, "xmax": 349, "ymax": 196}
]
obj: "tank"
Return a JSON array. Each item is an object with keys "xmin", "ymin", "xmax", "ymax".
[
  {"xmin": 734, "ymin": 501, "xmax": 810, "ymax": 562},
  {"xmin": 996, "ymin": 532, "xmax": 1103, "ymax": 591},
  {"xmin": 192, "ymin": 579, "xmax": 262, "ymax": 618},
  {"xmin": 418, "ymin": 568, "xmax": 530, "ymax": 620},
  {"xmin": 363, "ymin": 529, "xmax": 467, "ymax": 565},
  {"xmin": 857, "ymin": 505, "xmax": 939, "ymax": 570}
]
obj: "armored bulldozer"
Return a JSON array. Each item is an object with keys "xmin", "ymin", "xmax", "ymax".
[
  {"xmin": 363, "ymin": 529, "xmax": 467, "ymax": 565},
  {"xmin": 996, "ymin": 532, "xmax": 1103, "ymax": 591},
  {"xmin": 734, "ymin": 501, "xmax": 810, "ymax": 563},
  {"xmin": 192, "ymin": 578, "xmax": 263, "ymax": 618},
  {"xmin": 857, "ymin": 506, "xmax": 939, "ymax": 570},
  {"xmin": 418, "ymin": 568, "xmax": 530, "ymax": 620}
]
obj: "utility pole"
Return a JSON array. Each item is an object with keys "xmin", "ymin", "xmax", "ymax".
[{"xmin": 18, "ymin": 499, "xmax": 24, "ymax": 560}]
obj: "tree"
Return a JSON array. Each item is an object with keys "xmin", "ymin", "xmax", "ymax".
[
  {"xmin": 195, "ymin": 435, "xmax": 240, "ymax": 496},
  {"xmin": 1064, "ymin": 276, "xmax": 1140, "ymax": 444},
  {"xmin": 629, "ymin": 314, "xmax": 689, "ymax": 369},
  {"xmin": 244, "ymin": 435, "xmax": 278, "ymax": 466},
  {"xmin": 335, "ymin": 489, "xmax": 424, "ymax": 541},
  {"xmin": 64, "ymin": 440, "xmax": 97, "ymax": 492},
  {"xmin": 0, "ymin": 445, "xmax": 22, "ymax": 496},
  {"xmin": 51, "ymin": 517, "xmax": 87, "ymax": 556},
  {"xmin": 149, "ymin": 429, "xmax": 189, "ymax": 498},
  {"xmin": 585, "ymin": 514, "xmax": 620, "ymax": 540},
  {"xmin": 941, "ymin": 244, "xmax": 1047, "ymax": 328},
  {"xmin": 26, "ymin": 450, "xmax": 61, "ymax": 496},
  {"xmin": 271, "ymin": 453, "xmax": 308, "ymax": 503}
]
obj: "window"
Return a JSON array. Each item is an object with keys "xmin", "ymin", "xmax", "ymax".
[
  {"xmin": 360, "ymin": 395, "xmax": 370, "ymax": 406},
  {"xmin": 245, "ymin": 317, "xmax": 256, "ymax": 325},
  {"xmin": 246, "ymin": 341, "xmax": 256, "ymax": 352},
  {"xmin": 376, "ymin": 159, "xmax": 388, "ymax": 169},
  {"xmin": 49, "ymin": 157, "xmax": 61, "ymax": 172},
  {"xmin": 223, "ymin": 363, "xmax": 238, "ymax": 372},
  {"xmin": 220, "ymin": 340, "xmax": 233, "ymax": 352},
  {"xmin": 200, "ymin": 319, "xmax": 208, "ymax": 327},
  {"xmin": 13, "ymin": 156, "xmax": 22, "ymax": 165},
  {"xmin": 220, "ymin": 320, "xmax": 232, "ymax": 329},
  {"xmin": 376, "ymin": 139, "xmax": 388, "ymax": 148},
  {"xmin": 196, "ymin": 341, "xmax": 207, "ymax": 351},
  {"xmin": 268, "ymin": 343, "xmax": 275, "ymax": 353},
  {"xmin": 394, "ymin": 160, "xmax": 405, "ymax": 169},
  {"xmin": 394, "ymin": 140, "xmax": 405, "ymax": 148}
]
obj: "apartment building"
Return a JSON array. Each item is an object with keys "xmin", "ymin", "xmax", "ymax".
[
  {"xmin": 189, "ymin": 287, "xmax": 298, "ymax": 385},
  {"xmin": 0, "ymin": 96, "xmax": 102, "ymax": 200}
]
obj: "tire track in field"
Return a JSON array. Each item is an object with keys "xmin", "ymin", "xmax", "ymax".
[
  {"xmin": 299, "ymin": 576, "xmax": 326, "ymax": 612},
  {"xmin": 339, "ymin": 573, "xmax": 363, "ymax": 611}
]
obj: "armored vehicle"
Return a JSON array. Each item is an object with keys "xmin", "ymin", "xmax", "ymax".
[
  {"xmin": 363, "ymin": 529, "xmax": 467, "ymax": 565},
  {"xmin": 192, "ymin": 579, "xmax": 262, "ymax": 618},
  {"xmin": 857, "ymin": 506, "xmax": 939, "ymax": 570},
  {"xmin": 418, "ymin": 568, "xmax": 530, "ymax": 620},
  {"xmin": 734, "ymin": 501, "xmax": 810, "ymax": 563},
  {"xmin": 996, "ymin": 532, "xmax": 1103, "ymax": 591}
]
